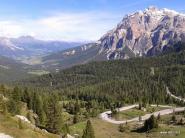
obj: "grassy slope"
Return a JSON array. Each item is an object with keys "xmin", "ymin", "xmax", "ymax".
[
  {"xmin": 0, "ymin": 95, "xmax": 58, "ymax": 138},
  {"xmin": 0, "ymin": 114, "xmax": 58, "ymax": 138},
  {"xmin": 113, "ymin": 106, "xmax": 174, "ymax": 121},
  {"xmin": 70, "ymin": 118, "xmax": 185, "ymax": 138},
  {"xmin": 114, "ymin": 108, "xmax": 147, "ymax": 120}
]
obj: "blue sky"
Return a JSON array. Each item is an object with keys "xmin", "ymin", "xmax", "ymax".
[{"xmin": 0, "ymin": 0, "xmax": 184, "ymax": 41}]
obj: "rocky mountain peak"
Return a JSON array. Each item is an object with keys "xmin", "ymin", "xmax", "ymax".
[
  {"xmin": 98, "ymin": 7, "xmax": 185, "ymax": 60},
  {"xmin": 147, "ymin": 6, "xmax": 158, "ymax": 11},
  {"xmin": 17, "ymin": 35, "xmax": 35, "ymax": 41}
]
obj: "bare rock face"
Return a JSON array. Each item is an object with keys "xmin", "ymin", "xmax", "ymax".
[{"xmin": 99, "ymin": 7, "xmax": 185, "ymax": 59}]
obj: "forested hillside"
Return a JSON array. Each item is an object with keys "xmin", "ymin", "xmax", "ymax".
[
  {"xmin": 1, "ymin": 45, "xmax": 185, "ymax": 137},
  {"xmin": 19, "ymin": 48, "xmax": 185, "ymax": 106}
]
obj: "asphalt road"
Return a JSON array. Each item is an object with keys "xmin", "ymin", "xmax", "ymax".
[{"xmin": 100, "ymin": 87, "xmax": 185, "ymax": 124}]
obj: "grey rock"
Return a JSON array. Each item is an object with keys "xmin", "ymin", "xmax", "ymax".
[{"xmin": 99, "ymin": 7, "xmax": 185, "ymax": 59}]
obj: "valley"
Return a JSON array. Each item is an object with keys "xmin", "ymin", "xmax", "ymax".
[{"xmin": 0, "ymin": 36, "xmax": 82, "ymax": 61}]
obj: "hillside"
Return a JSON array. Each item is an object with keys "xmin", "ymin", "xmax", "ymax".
[
  {"xmin": 0, "ymin": 88, "xmax": 59, "ymax": 138},
  {"xmin": 20, "ymin": 49, "xmax": 185, "ymax": 103},
  {"xmin": 15, "ymin": 49, "xmax": 185, "ymax": 138},
  {"xmin": 37, "ymin": 43, "xmax": 102, "ymax": 71},
  {"xmin": 5, "ymin": 42, "xmax": 185, "ymax": 138},
  {"xmin": 0, "ymin": 56, "xmax": 32, "ymax": 82},
  {"xmin": 0, "ymin": 36, "xmax": 82, "ymax": 61},
  {"xmin": 0, "ymin": 114, "xmax": 58, "ymax": 138}
]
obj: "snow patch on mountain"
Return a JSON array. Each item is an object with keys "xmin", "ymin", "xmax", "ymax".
[
  {"xmin": 63, "ymin": 50, "xmax": 76, "ymax": 56},
  {"xmin": 81, "ymin": 44, "xmax": 93, "ymax": 51},
  {"xmin": 0, "ymin": 37, "xmax": 24, "ymax": 51}
]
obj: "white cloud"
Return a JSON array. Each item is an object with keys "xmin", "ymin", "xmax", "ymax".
[
  {"xmin": 0, "ymin": 21, "xmax": 24, "ymax": 37},
  {"xmin": 0, "ymin": 11, "xmax": 122, "ymax": 41}
]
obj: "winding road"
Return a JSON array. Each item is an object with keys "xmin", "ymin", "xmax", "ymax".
[{"xmin": 100, "ymin": 87, "xmax": 185, "ymax": 124}]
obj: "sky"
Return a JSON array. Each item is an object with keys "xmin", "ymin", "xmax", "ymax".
[{"xmin": 0, "ymin": 0, "xmax": 184, "ymax": 41}]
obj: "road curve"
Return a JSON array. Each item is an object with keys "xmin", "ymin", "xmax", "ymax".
[
  {"xmin": 166, "ymin": 87, "xmax": 185, "ymax": 103},
  {"xmin": 100, "ymin": 87, "xmax": 185, "ymax": 124}
]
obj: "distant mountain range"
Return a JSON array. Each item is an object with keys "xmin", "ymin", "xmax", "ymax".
[
  {"xmin": 1, "ymin": 7, "xmax": 185, "ymax": 75},
  {"xmin": 39, "ymin": 7, "xmax": 185, "ymax": 70},
  {"xmin": 0, "ymin": 35, "xmax": 82, "ymax": 60}
]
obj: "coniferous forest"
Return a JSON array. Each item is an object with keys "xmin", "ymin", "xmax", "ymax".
[{"xmin": 1, "ymin": 44, "xmax": 185, "ymax": 136}]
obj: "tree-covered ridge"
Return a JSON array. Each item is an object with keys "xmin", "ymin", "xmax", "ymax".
[
  {"xmin": 10, "ymin": 49, "xmax": 184, "ymax": 130},
  {"xmin": 20, "ymin": 49, "xmax": 185, "ymax": 104},
  {"xmin": 21, "ymin": 49, "xmax": 185, "ymax": 86}
]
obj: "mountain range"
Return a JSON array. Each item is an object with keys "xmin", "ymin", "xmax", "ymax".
[
  {"xmin": 0, "ymin": 7, "xmax": 185, "ymax": 76},
  {"xmin": 38, "ymin": 7, "xmax": 185, "ymax": 70},
  {"xmin": 99, "ymin": 6, "xmax": 185, "ymax": 59},
  {"xmin": 0, "ymin": 36, "xmax": 82, "ymax": 60}
]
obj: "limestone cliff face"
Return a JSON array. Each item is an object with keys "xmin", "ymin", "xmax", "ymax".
[{"xmin": 99, "ymin": 7, "xmax": 185, "ymax": 59}]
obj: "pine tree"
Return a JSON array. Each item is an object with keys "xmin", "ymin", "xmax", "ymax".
[
  {"xmin": 138, "ymin": 102, "xmax": 142, "ymax": 110},
  {"xmin": 63, "ymin": 123, "xmax": 70, "ymax": 134},
  {"xmin": 74, "ymin": 101, "xmax": 80, "ymax": 114},
  {"xmin": 46, "ymin": 95, "xmax": 63, "ymax": 134},
  {"xmin": 35, "ymin": 96, "xmax": 46, "ymax": 125},
  {"xmin": 32, "ymin": 92, "xmax": 38, "ymax": 113},
  {"xmin": 157, "ymin": 113, "xmax": 161, "ymax": 120},
  {"xmin": 179, "ymin": 118, "xmax": 184, "ymax": 125},
  {"xmin": 119, "ymin": 124, "xmax": 125, "ymax": 132},
  {"xmin": 22, "ymin": 88, "xmax": 32, "ymax": 110},
  {"xmin": 172, "ymin": 114, "xmax": 176, "ymax": 122},
  {"xmin": 144, "ymin": 115, "xmax": 158, "ymax": 131},
  {"xmin": 12, "ymin": 86, "xmax": 21, "ymax": 102},
  {"xmin": 82, "ymin": 120, "xmax": 95, "ymax": 138},
  {"xmin": 7, "ymin": 98, "xmax": 20, "ymax": 115},
  {"xmin": 0, "ymin": 96, "xmax": 3, "ymax": 111},
  {"xmin": 73, "ymin": 113, "xmax": 79, "ymax": 124},
  {"xmin": 2, "ymin": 102, "xmax": 8, "ymax": 115},
  {"xmin": 0, "ymin": 84, "xmax": 6, "ymax": 96}
]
